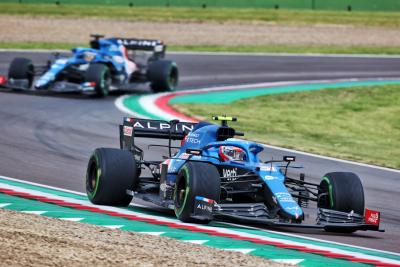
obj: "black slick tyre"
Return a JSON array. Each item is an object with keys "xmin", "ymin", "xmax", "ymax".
[
  {"xmin": 8, "ymin": 57, "xmax": 35, "ymax": 88},
  {"xmin": 318, "ymin": 172, "xmax": 365, "ymax": 233},
  {"xmin": 86, "ymin": 148, "xmax": 138, "ymax": 206},
  {"xmin": 318, "ymin": 172, "xmax": 365, "ymax": 215},
  {"xmin": 86, "ymin": 63, "xmax": 111, "ymax": 97},
  {"xmin": 174, "ymin": 162, "xmax": 220, "ymax": 223},
  {"xmin": 147, "ymin": 60, "xmax": 178, "ymax": 93}
]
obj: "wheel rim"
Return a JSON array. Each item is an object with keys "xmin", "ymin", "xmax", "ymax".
[
  {"xmin": 87, "ymin": 159, "xmax": 98, "ymax": 195},
  {"xmin": 318, "ymin": 180, "xmax": 331, "ymax": 209},
  {"xmin": 168, "ymin": 67, "xmax": 178, "ymax": 90},
  {"xmin": 101, "ymin": 70, "xmax": 111, "ymax": 95},
  {"xmin": 27, "ymin": 63, "xmax": 34, "ymax": 87},
  {"xmin": 175, "ymin": 175, "xmax": 187, "ymax": 209}
]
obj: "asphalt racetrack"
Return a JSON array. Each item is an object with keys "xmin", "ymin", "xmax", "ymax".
[{"xmin": 0, "ymin": 51, "xmax": 399, "ymax": 253}]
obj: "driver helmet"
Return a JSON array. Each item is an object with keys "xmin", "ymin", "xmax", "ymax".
[{"xmin": 219, "ymin": 146, "xmax": 246, "ymax": 161}]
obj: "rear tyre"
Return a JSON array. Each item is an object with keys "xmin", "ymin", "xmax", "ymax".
[
  {"xmin": 147, "ymin": 60, "xmax": 178, "ymax": 93},
  {"xmin": 86, "ymin": 148, "xmax": 138, "ymax": 206},
  {"xmin": 318, "ymin": 172, "xmax": 365, "ymax": 233},
  {"xmin": 86, "ymin": 63, "xmax": 111, "ymax": 97},
  {"xmin": 8, "ymin": 57, "xmax": 35, "ymax": 88},
  {"xmin": 174, "ymin": 162, "xmax": 220, "ymax": 223}
]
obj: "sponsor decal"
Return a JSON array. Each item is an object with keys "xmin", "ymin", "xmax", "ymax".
[
  {"xmin": 109, "ymin": 45, "xmax": 119, "ymax": 51},
  {"xmin": 130, "ymin": 119, "xmax": 194, "ymax": 133},
  {"xmin": 222, "ymin": 168, "xmax": 237, "ymax": 178},
  {"xmin": 195, "ymin": 196, "xmax": 215, "ymax": 214},
  {"xmin": 112, "ymin": 56, "xmax": 124, "ymax": 64},
  {"xmin": 275, "ymin": 192, "xmax": 296, "ymax": 203},
  {"xmin": 117, "ymin": 39, "xmax": 161, "ymax": 47},
  {"xmin": 179, "ymin": 153, "xmax": 190, "ymax": 160},
  {"xmin": 55, "ymin": 59, "xmax": 68, "ymax": 65},
  {"xmin": 264, "ymin": 175, "xmax": 276, "ymax": 181},
  {"xmin": 123, "ymin": 126, "xmax": 133, "ymax": 137},
  {"xmin": 260, "ymin": 165, "xmax": 276, "ymax": 172},
  {"xmin": 186, "ymin": 133, "xmax": 200, "ymax": 144},
  {"xmin": 196, "ymin": 203, "xmax": 213, "ymax": 213},
  {"xmin": 365, "ymin": 208, "xmax": 380, "ymax": 226}
]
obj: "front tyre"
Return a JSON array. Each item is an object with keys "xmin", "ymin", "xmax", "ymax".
[
  {"xmin": 8, "ymin": 57, "xmax": 35, "ymax": 88},
  {"xmin": 86, "ymin": 63, "xmax": 111, "ymax": 97},
  {"xmin": 174, "ymin": 162, "xmax": 220, "ymax": 223},
  {"xmin": 147, "ymin": 60, "xmax": 178, "ymax": 93},
  {"xmin": 318, "ymin": 172, "xmax": 365, "ymax": 233},
  {"xmin": 86, "ymin": 148, "xmax": 138, "ymax": 206}
]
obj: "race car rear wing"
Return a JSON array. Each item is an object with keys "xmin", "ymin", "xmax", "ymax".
[
  {"xmin": 119, "ymin": 117, "xmax": 197, "ymax": 151},
  {"xmin": 115, "ymin": 38, "xmax": 166, "ymax": 56}
]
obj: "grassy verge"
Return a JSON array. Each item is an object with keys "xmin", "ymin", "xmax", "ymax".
[
  {"xmin": 175, "ymin": 85, "xmax": 400, "ymax": 169},
  {"xmin": 1, "ymin": 42, "xmax": 400, "ymax": 55},
  {"xmin": 1, "ymin": 3, "xmax": 400, "ymax": 27}
]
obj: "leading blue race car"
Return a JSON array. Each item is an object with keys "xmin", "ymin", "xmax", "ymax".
[
  {"xmin": 1, "ymin": 35, "xmax": 178, "ymax": 97},
  {"xmin": 86, "ymin": 116, "xmax": 383, "ymax": 233}
]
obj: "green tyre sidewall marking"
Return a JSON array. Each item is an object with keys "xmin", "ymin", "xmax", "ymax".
[
  {"xmin": 101, "ymin": 67, "xmax": 108, "ymax": 96},
  {"xmin": 174, "ymin": 165, "xmax": 190, "ymax": 217},
  {"xmin": 87, "ymin": 154, "xmax": 101, "ymax": 200},
  {"xmin": 322, "ymin": 176, "xmax": 334, "ymax": 208},
  {"xmin": 169, "ymin": 62, "xmax": 178, "ymax": 91}
]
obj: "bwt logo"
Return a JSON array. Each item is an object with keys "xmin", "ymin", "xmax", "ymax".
[
  {"xmin": 367, "ymin": 213, "xmax": 379, "ymax": 224},
  {"xmin": 223, "ymin": 168, "xmax": 237, "ymax": 178}
]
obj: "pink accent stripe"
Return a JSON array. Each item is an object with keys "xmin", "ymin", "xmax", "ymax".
[{"xmin": 0, "ymin": 187, "xmax": 398, "ymax": 267}]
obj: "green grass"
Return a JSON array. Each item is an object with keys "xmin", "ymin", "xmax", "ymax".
[
  {"xmin": 0, "ymin": 42, "xmax": 81, "ymax": 50},
  {"xmin": 2, "ymin": 42, "xmax": 400, "ymax": 55},
  {"xmin": 1, "ymin": 3, "xmax": 400, "ymax": 27},
  {"xmin": 175, "ymin": 85, "xmax": 400, "ymax": 169}
]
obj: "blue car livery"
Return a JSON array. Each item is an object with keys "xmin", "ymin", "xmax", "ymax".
[
  {"xmin": 4, "ymin": 35, "xmax": 178, "ymax": 97},
  {"xmin": 85, "ymin": 116, "xmax": 383, "ymax": 233}
]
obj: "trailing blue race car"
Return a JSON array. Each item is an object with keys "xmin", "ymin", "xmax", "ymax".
[
  {"xmin": 1, "ymin": 35, "xmax": 178, "ymax": 97},
  {"xmin": 86, "ymin": 116, "xmax": 383, "ymax": 232}
]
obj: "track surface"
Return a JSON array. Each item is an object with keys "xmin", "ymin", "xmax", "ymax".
[{"xmin": 0, "ymin": 51, "xmax": 399, "ymax": 253}]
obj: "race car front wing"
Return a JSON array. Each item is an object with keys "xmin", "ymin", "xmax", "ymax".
[{"xmin": 192, "ymin": 199, "xmax": 384, "ymax": 232}]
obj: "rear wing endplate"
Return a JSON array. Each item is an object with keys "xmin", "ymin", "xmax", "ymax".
[{"xmin": 120, "ymin": 117, "xmax": 197, "ymax": 150}]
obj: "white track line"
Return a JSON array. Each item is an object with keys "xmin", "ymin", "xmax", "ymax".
[
  {"xmin": 4, "ymin": 174, "xmax": 398, "ymax": 257},
  {"xmin": 273, "ymin": 259, "xmax": 304, "ymax": 265},
  {"xmin": 114, "ymin": 95, "xmax": 151, "ymax": 119},
  {"xmin": 261, "ymin": 143, "xmax": 400, "ymax": 174},
  {"xmin": 21, "ymin": 210, "xmax": 48, "ymax": 215},
  {"xmin": 2, "ymin": 48, "xmax": 400, "ymax": 58},
  {"xmin": 103, "ymin": 225, "xmax": 124, "ymax": 229},
  {"xmin": 0, "ymin": 175, "xmax": 86, "ymax": 196},
  {"xmin": 59, "ymin": 218, "xmax": 84, "ymax": 222},
  {"xmin": 139, "ymin": 232, "xmax": 165, "ymax": 236},
  {"xmin": 223, "ymin": 248, "xmax": 255, "ymax": 254},
  {"xmin": 220, "ymin": 222, "xmax": 400, "ymax": 257},
  {"xmin": 0, "ymin": 175, "xmax": 148, "ymax": 208},
  {"xmin": 119, "ymin": 78, "xmax": 400, "ymax": 121},
  {"xmin": 0, "ymin": 179, "xmax": 399, "ymax": 264},
  {"xmin": 183, "ymin": 240, "xmax": 209, "ymax": 245},
  {"xmin": 115, "ymin": 78, "xmax": 400, "ymax": 174}
]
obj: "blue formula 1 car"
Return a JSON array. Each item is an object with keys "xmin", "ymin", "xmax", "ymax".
[
  {"xmin": 1, "ymin": 35, "xmax": 178, "ymax": 97},
  {"xmin": 86, "ymin": 116, "xmax": 383, "ymax": 233}
]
